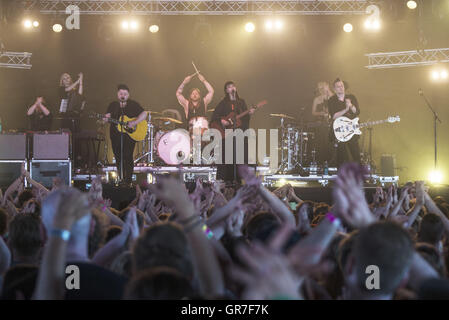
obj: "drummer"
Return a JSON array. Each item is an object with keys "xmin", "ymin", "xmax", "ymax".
[{"xmin": 176, "ymin": 72, "xmax": 214, "ymax": 135}]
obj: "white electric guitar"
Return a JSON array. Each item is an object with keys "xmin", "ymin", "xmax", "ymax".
[{"xmin": 333, "ymin": 115, "xmax": 401, "ymax": 142}]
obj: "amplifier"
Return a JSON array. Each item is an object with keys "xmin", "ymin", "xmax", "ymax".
[
  {"xmin": 32, "ymin": 132, "xmax": 71, "ymax": 160},
  {"xmin": 0, "ymin": 133, "xmax": 27, "ymax": 160},
  {"xmin": 30, "ymin": 160, "xmax": 72, "ymax": 188},
  {"xmin": 0, "ymin": 160, "xmax": 27, "ymax": 189},
  {"xmin": 381, "ymin": 154, "xmax": 396, "ymax": 177}
]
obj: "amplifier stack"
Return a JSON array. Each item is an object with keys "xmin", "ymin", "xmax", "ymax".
[{"xmin": 0, "ymin": 131, "xmax": 72, "ymax": 189}]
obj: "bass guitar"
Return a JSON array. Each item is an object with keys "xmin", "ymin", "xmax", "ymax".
[{"xmin": 333, "ymin": 115, "xmax": 400, "ymax": 142}]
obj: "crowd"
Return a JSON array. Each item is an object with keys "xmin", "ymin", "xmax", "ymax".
[{"xmin": 0, "ymin": 163, "xmax": 448, "ymax": 300}]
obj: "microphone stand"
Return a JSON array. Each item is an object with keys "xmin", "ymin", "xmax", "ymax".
[
  {"xmin": 119, "ymin": 102, "xmax": 125, "ymax": 184},
  {"xmin": 419, "ymin": 90, "xmax": 442, "ymax": 169}
]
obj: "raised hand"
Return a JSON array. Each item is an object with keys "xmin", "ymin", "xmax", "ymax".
[
  {"xmin": 229, "ymin": 225, "xmax": 303, "ymax": 300},
  {"xmin": 53, "ymin": 187, "xmax": 90, "ymax": 230},
  {"xmin": 197, "ymin": 73, "xmax": 205, "ymax": 82},
  {"xmin": 333, "ymin": 163, "xmax": 374, "ymax": 228},
  {"xmin": 238, "ymin": 165, "xmax": 261, "ymax": 187}
]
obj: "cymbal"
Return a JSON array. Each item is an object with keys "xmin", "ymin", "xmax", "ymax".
[
  {"xmin": 270, "ymin": 113, "xmax": 295, "ymax": 120},
  {"xmin": 207, "ymin": 108, "xmax": 215, "ymax": 112},
  {"xmin": 148, "ymin": 111, "xmax": 162, "ymax": 115},
  {"xmin": 153, "ymin": 117, "xmax": 183, "ymax": 124}
]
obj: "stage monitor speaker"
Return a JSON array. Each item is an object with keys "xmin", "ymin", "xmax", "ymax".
[
  {"xmin": 30, "ymin": 160, "xmax": 71, "ymax": 188},
  {"xmin": 0, "ymin": 133, "xmax": 27, "ymax": 160},
  {"xmin": 33, "ymin": 132, "xmax": 70, "ymax": 160},
  {"xmin": 0, "ymin": 161, "xmax": 27, "ymax": 189},
  {"xmin": 381, "ymin": 154, "xmax": 395, "ymax": 176}
]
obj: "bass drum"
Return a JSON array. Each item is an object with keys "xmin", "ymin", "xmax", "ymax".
[{"xmin": 156, "ymin": 129, "xmax": 191, "ymax": 165}]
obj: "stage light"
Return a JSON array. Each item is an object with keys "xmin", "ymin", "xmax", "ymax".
[
  {"xmin": 245, "ymin": 22, "xmax": 255, "ymax": 33},
  {"xmin": 275, "ymin": 20, "xmax": 283, "ymax": 30},
  {"xmin": 149, "ymin": 24, "xmax": 159, "ymax": 33},
  {"xmin": 265, "ymin": 20, "xmax": 273, "ymax": 31},
  {"xmin": 431, "ymin": 68, "xmax": 448, "ymax": 81},
  {"xmin": 33, "ymin": 21, "xmax": 39, "ymax": 28},
  {"xmin": 343, "ymin": 23, "xmax": 353, "ymax": 33},
  {"xmin": 121, "ymin": 21, "xmax": 129, "ymax": 30},
  {"xmin": 407, "ymin": 1, "xmax": 417, "ymax": 9},
  {"xmin": 130, "ymin": 21, "xmax": 138, "ymax": 30},
  {"xmin": 23, "ymin": 20, "xmax": 33, "ymax": 28},
  {"xmin": 52, "ymin": 23, "xmax": 63, "ymax": 33},
  {"xmin": 364, "ymin": 19, "xmax": 381, "ymax": 30},
  {"xmin": 429, "ymin": 170, "xmax": 443, "ymax": 184}
]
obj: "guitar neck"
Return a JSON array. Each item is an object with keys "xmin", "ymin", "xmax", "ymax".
[{"xmin": 359, "ymin": 119, "xmax": 389, "ymax": 128}]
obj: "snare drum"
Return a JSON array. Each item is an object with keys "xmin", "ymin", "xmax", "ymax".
[{"xmin": 156, "ymin": 129, "xmax": 191, "ymax": 165}]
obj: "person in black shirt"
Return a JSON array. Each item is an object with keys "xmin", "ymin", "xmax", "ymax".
[
  {"xmin": 58, "ymin": 72, "xmax": 85, "ymax": 132},
  {"xmin": 327, "ymin": 78, "xmax": 361, "ymax": 167},
  {"xmin": 104, "ymin": 84, "xmax": 147, "ymax": 184},
  {"xmin": 27, "ymin": 96, "xmax": 52, "ymax": 131},
  {"xmin": 211, "ymin": 81, "xmax": 254, "ymax": 184}
]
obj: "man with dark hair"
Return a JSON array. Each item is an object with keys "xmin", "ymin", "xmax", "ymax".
[
  {"xmin": 418, "ymin": 213, "xmax": 445, "ymax": 248},
  {"xmin": 104, "ymin": 84, "xmax": 147, "ymax": 184},
  {"xmin": 343, "ymin": 221, "xmax": 414, "ymax": 299},
  {"xmin": 327, "ymin": 78, "xmax": 361, "ymax": 167},
  {"xmin": 211, "ymin": 81, "xmax": 255, "ymax": 183},
  {"xmin": 8, "ymin": 213, "xmax": 43, "ymax": 266}
]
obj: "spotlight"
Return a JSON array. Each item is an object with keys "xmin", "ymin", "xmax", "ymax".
[
  {"xmin": 52, "ymin": 23, "xmax": 63, "ymax": 33},
  {"xmin": 245, "ymin": 22, "xmax": 255, "ymax": 33},
  {"xmin": 130, "ymin": 20, "xmax": 138, "ymax": 30},
  {"xmin": 275, "ymin": 20, "xmax": 283, "ymax": 30},
  {"xmin": 32, "ymin": 21, "xmax": 39, "ymax": 28},
  {"xmin": 364, "ymin": 19, "xmax": 381, "ymax": 30},
  {"xmin": 431, "ymin": 68, "xmax": 449, "ymax": 81},
  {"xmin": 432, "ymin": 70, "xmax": 440, "ymax": 80},
  {"xmin": 24, "ymin": 20, "xmax": 33, "ymax": 28},
  {"xmin": 265, "ymin": 20, "xmax": 273, "ymax": 31},
  {"xmin": 149, "ymin": 24, "xmax": 159, "ymax": 33},
  {"xmin": 121, "ymin": 21, "xmax": 129, "ymax": 30},
  {"xmin": 343, "ymin": 23, "xmax": 353, "ymax": 33},
  {"xmin": 407, "ymin": 1, "xmax": 417, "ymax": 9},
  {"xmin": 429, "ymin": 170, "xmax": 443, "ymax": 184}
]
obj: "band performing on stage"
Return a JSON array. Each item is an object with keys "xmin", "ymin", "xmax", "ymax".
[{"xmin": 8, "ymin": 66, "xmax": 402, "ymax": 186}]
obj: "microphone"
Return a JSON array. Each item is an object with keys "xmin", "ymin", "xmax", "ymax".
[{"xmin": 418, "ymin": 88, "xmax": 423, "ymax": 96}]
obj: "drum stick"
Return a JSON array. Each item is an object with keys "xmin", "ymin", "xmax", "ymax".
[{"xmin": 192, "ymin": 61, "xmax": 200, "ymax": 75}]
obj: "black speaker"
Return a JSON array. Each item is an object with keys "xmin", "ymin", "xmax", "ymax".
[
  {"xmin": 30, "ymin": 160, "xmax": 71, "ymax": 188},
  {"xmin": 0, "ymin": 133, "xmax": 27, "ymax": 160},
  {"xmin": 381, "ymin": 154, "xmax": 395, "ymax": 176},
  {"xmin": 0, "ymin": 161, "xmax": 26, "ymax": 189}
]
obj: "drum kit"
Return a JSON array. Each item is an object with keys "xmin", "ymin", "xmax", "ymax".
[
  {"xmin": 134, "ymin": 110, "xmax": 210, "ymax": 166},
  {"xmin": 271, "ymin": 113, "xmax": 330, "ymax": 174}
]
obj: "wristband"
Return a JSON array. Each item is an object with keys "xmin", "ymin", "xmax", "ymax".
[
  {"xmin": 326, "ymin": 212, "xmax": 341, "ymax": 228},
  {"xmin": 202, "ymin": 224, "xmax": 214, "ymax": 239},
  {"xmin": 50, "ymin": 228, "xmax": 71, "ymax": 241}
]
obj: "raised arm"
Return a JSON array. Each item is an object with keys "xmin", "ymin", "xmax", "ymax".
[
  {"xmin": 198, "ymin": 73, "xmax": 214, "ymax": 108},
  {"xmin": 78, "ymin": 73, "xmax": 83, "ymax": 95},
  {"xmin": 176, "ymin": 75, "xmax": 192, "ymax": 117}
]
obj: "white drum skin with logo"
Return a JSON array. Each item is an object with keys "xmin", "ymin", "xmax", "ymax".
[{"xmin": 156, "ymin": 129, "xmax": 191, "ymax": 165}]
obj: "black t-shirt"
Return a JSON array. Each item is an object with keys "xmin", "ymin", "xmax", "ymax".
[
  {"xmin": 28, "ymin": 112, "xmax": 52, "ymax": 131},
  {"xmin": 106, "ymin": 99, "xmax": 144, "ymax": 137},
  {"xmin": 211, "ymin": 97, "xmax": 250, "ymax": 132},
  {"xmin": 59, "ymin": 87, "xmax": 84, "ymax": 115},
  {"xmin": 328, "ymin": 94, "xmax": 360, "ymax": 120}
]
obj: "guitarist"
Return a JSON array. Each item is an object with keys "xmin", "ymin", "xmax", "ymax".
[
  {"xmin": 211, "ymin": 81, "xmax": 255, "ymax": 183},
  {"xmin": 104, "ymin": 84, "xmax": 147, "ymax": 185},
  {"xmin": 327, "ymin": 78, "xmax": 361, "ymax": 167}
]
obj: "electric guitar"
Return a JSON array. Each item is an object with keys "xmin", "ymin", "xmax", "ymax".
[
  {"xmin": 90, "ymin": 112, "xmax": 148, "ymax": 142},
  {"xmin": 333, "ymin": 115, "xmax": 400, "ymax": 142},
  {"xmin": 210, "ymin": 100, "xmax": 268, "ymax": 137}
]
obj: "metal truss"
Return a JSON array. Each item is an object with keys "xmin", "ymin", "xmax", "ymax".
[
  {"xmin": 0, "ymin": 52, "xmax": 33, "ymax": 69},
  {"xmin": 21, "ymin": 0, "xmax": 382, "ymax": 15},
  {"xmin": 366, "ymin": 48, "xmax": 449, "ymax": 69}
]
